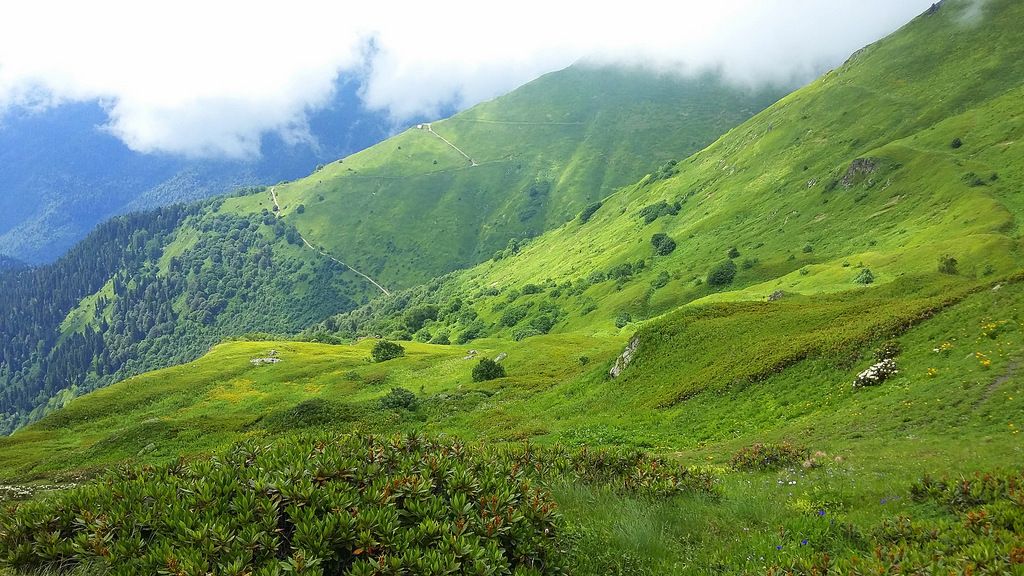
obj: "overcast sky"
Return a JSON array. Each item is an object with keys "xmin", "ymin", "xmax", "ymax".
[{"xmin": 0, "ymin": 0, "xmax": 940, "ymax": 159}]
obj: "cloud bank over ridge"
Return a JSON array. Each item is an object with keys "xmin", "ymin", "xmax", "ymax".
[{"xmin": 0, "ymin": 0, "xmax": 939, "ymax": 159}]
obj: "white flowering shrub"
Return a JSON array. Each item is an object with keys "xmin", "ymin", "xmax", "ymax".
[{"xmin": 854, "ymin": 358, "xmax": 898, "ymax": 387}]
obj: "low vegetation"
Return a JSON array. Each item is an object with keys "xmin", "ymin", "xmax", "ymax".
[
  {"xmin": 0, "ymin": 434, "xmax": 566, "ymax": 575},
  {"xmin": 371, "ymin": 340, "xmax": 405, "ymax": 363}
]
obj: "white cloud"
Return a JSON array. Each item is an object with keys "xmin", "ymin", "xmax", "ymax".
[{"xmin": 0, "ymin": 0, "xmax": 936, "ymax": 159}]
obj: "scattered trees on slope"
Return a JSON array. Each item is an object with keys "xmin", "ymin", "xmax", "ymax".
[{"xmin": 707, "ymin": 260, "xmax": 737, "ymax": 287}]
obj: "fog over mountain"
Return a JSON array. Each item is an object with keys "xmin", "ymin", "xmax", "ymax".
[{"xmin": 1, "ymin": 1, "xmax": 938, "ymax": 159}]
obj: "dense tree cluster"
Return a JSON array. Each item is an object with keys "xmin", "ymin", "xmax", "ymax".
[{"xmin": 0, "ymin": 205, "xmax": 358, "ymax": 434}]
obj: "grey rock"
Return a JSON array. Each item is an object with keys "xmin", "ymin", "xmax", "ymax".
[{"xmin": 609, "ymin": 336, "xmax": 640, "ymax": 378}]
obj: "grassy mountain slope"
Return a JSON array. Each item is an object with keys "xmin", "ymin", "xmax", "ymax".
[
  {"xmin": 223, "ymin": 66, "xmax": 781, "ymax": 289},
  {"xmin": 314, "ymin": 0, "xmax": 1023, "ymax": 345},
  {"xmin": 3, "ymin": 1, "xmax": 1024, "ymax": 573},
  {"xmin": 0, "ymin": 200, "xmax": 367, "ymax": 434},
  {"xmin": 0, "ymin": 65, "xmax": 780, "ymax": 432},
  {"xmin": 1, "ymin": 272, "xmax": 1020, "ymax": 573}
]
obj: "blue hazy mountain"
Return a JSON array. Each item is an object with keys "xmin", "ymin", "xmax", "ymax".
[{"xmin": 0, "ymin": 78, "xmax": 398, "ymax": 263}]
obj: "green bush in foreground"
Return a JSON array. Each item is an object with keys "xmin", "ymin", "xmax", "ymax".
[
  {"xmin": 0, "ymin": 434, "xmax": 565, "ymax": 575},
  {"xmin": 370, "ymin": 339, "xmax": 405, "ymax": 362},
  {"xmin": 0, "ymin": 435, "xmax": 718, "ymax": 575}
]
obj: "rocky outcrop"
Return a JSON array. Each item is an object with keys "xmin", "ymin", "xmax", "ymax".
[
  {"xmin": 841, "ymin": 158, "xmax": 879, "ymax": 188},
  {"xmin": 609, "ymin": 336, "xmax": 640, "ymax": 378}
]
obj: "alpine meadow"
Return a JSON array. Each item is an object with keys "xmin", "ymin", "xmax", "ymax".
[{"xmin": 1, "ymin": 1, "xmax": 1023, "ymax": 574}]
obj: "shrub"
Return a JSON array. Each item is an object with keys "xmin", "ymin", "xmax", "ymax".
[
  {"xmin": 706, "ymin": 260, "xmax": 737, "ymax": 287},
  {"xmin": 295, "ymin": 204, "xmax": 305, "ymax": 214},
  {"xmin": 731, "ymin": 442, "xmax": 810, "ymax": 471},
  {"xmin": 472, "ymin": 358, "xmax": 506, "ymax": 382},
  {"xmin": 853, "ymin": 358, "xmax": 898, "ymax": 387},
  {"xmin": 578, "ymin": 201, "xmax": 602, "ymax": 223},
  {"xmin": 951, "ymin": 137, "xmax": 963, "ymax": 149},
  {"xmin": 963, "ymin": 172, "xmax": 986, "ymax": 187},
  {"xmin": 263, "ymin": 399, "xmax": 360, "ymax": 431},
  {"xmin": 455, "ymin": 322, "xmax": 485, "ymax": 344},
  {"xmin": 379, "ymin": 387, "xmax": 419, "ymax": 411},
  {"xmin": 651, "ymin": 271, "xmax": 670, "ymax": 289},
  {"xmin": 614, "ymin": 312, "xmax": 632, "ymax": 329},
  {"xmin": 512, "ymin": 327, "xmax": 542, "ymax": 341},
  {"xmin": 0, "ymin": 434, "xmax": 565, "ymax": 574},
  {"xmin": 370, "ymin": 339, "xmax": 405, "ymax": 362},
  {"xmin": 530, "ymin": 315, "xmax": 556, "ymax": 333},
  {"xmin": 500, "ymin": 305, "xmax": 528, "ymax": 327},
  {"xmin": 938, "ymin": 254, "xmax": 958, "ymax": 275},
  {"xmin": 429, "ymin": 331, "xmax": 450, "ymax": 345},
  {"xmin": 639, "ymin": 200, "xmax": 679, "ymax": 224},
  {"xmin": 853, "ymin": 268, "xmax": 875, "ymax": 285},
  {"xmin": 779, "ymin": 470, "xmax": 1024, "ymax": 574},
  {"xmin": 521, "ymin": 283, "xmax": 543, "ymax": 295},
  {"xmin": 607, "ymin": 262, "xmax": 634, "ymax": 280},
  {"xmin": 802, "ymin": 243, "xmax": 814, "ymax": 253},
  {"xmin": 873, "ymin": 340, "xmax": 901, "ymax": 361},
  {"xmin": 404, "ymin": 304, "xmax": 438, "ymax": 331},
  {"xmin": 650, "ymin": 233, "xmax": 677, "ymax": 256},
  {"xmin": 727, "ymin": 246, "xmax": 740, "ymax": 259},
  {"xmin": 387, "ymin": 329, "xmax": 412, "ymax": 341}
]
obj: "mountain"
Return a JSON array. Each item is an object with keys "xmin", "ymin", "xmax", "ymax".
[
  {"xmin": 0, "ymin": 255, "xmax": 24, "ymax": 271},
  {"xmin": 315, "ymin": 0, "xmax": 1024, "ymax": 341},
  {"xmin": 1, "ymin": 1, "xmax": 1023, "ymax": 573},
  {"xmin": 0, "ymin": 65, "xmax": 782, "ymax": 433},
  {"xmin": 252, "ymin": 65, "xmax": 781, "ymax": 289},
  {"xmin": 0, "ymin": 78, "xmax": 396, "ymax": 264}
]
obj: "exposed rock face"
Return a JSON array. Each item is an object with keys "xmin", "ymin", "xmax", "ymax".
[
  {"xmin": 494, "ymin": 352, "xmax": 508, "ymax": 363},
  {"xmin": 768, "ymin": 290, "xmax": 785, "ymax": 302},
  {"xmin": 841, "ymin": 158, "xmax": 879, "ymax": 188},
  {"xmin": 609, "ymin": 336, "xmax": 640, "ymax": 378}
]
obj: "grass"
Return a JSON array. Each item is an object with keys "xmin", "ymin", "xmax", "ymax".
[
  {"xmin": 3, "ymin": 1, "xmax": 1024, "ymax": 573},
  {"xmin": 2, "ymin": 274, "xmax": 1020, "ymax": 573},
  {"xmin": 219, "ymin": 66, "xmax": 782, "ymax": 291}
]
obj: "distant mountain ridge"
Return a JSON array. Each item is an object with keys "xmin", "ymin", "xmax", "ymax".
[
  {"xmin": 0, "ymin": 78, "xmax": 399, "ymax": 263},
  {"xmin": 0, "ymin": 64, "xmax": 782, "ymax": 432}
]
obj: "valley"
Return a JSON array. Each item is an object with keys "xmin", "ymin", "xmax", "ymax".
[{"xmin": 1, "ymin": 1, "xmax": 1023, "ymax": 574}]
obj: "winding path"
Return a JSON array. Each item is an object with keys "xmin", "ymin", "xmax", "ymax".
[{"xmin": 269, "ymin": 186, "xmax": 391, "ymax": 296}]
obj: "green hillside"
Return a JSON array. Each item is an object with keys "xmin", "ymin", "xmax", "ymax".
[
  {"xmin": 2, "ymin": 267, "xmax": 1021, "ymax": 573},
  {"xmin": 223, "ymin": 66, "xmax": 781, "ymax": 289},
  {"xmin": 315, "ymin": 0, "xmax": 1024, "ymax": 344},
  {"xmin": 0, "ymin": 66, "xmax": 777, "ymax": 433},
  {"xmin": 3, "ymin": 1, "xmax": 1024, "ymax": 574}
]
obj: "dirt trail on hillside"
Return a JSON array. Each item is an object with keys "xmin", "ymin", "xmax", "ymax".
[
  {"xmin": 421, "ymin": 123, "xmax": 478, "ymax": 166},
  {"xmin": 451, "ymin": 118, "xmax": 584, "ymax": 126},
  {"xmin": 268, "ymin": 186, "xmax": 391, "ymax": 296}
]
